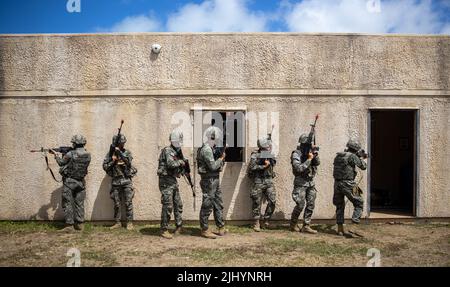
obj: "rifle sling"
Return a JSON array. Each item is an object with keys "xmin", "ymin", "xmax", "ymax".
[{"xmin": 44, "ymin": 154, "xmax": 62, "ymax": 183}]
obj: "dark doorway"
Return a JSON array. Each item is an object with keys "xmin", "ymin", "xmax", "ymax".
[
  {"xmin": 212, "ymin": 112, "xmax": 245, "ymax": 162},
  {"xmin": 369, "ymin": 110, "xmax": 417, "ymax": 215},
  {"xmin": 196, "ymin": 110, "xmax": 245, "ymax": 162}
]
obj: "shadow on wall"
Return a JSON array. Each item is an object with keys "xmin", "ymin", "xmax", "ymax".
[
  {"xmin": 30, "ymin": 186, "xmax": 64, "ymax": 220},
  {"xmin": 91, "ymin": 175, "xmax": 114, "ymax": 220},
  {"xmin": 220, "ymin": 163, "xmax": 250, "ymax": 220},
  {"xmin": 221, "ymin": 162, "xmax": 286, "ymax": 221}
]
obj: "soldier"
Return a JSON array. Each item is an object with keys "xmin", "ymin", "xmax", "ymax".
[
  {"xmin": 157, "ymin": 130, "xmax": 186, "ymax": 239},
  {"xmin": 103, "ymin": 134, "xmax": 136, "ymax": 230},
  {"xmin": 247, "ymin": 136, "xmax": 277, "ymax": 232},
  {"xmin": 50, "ymin": 134, "xmax": 91, "ymax": 232},
  {"xmin": 333, "ymin": 139, "xmax": 368, "ymax": 236},
  {"xmin": 289, "ymin": 134, "xmax": 320, "ymax": 234},
  {"xmin": 197, "ymin": 126, "xmax": 226, "ymax": 239}
]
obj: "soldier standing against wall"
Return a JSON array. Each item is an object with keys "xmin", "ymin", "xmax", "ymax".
[
  {"xmin": 157, "ymin": 130, "xmax": 186, "ymax": 239},
  {"xmin": 196, "ymin": 126, "xmax": 226, "ymax": 239},
  {"xmin": 247, "ymin": 136, "xmax": 277, "ymax": 232},
  {"xmin": 50, "ymin": 135, "xmax": 91, "ymax": 232},
  {"xmin": 289, "ymin": 134, "xmax": 320, "ymax": 234},
  {"xmin": 103, "ymin": 133, "xmax": 137, "ymax": 230},
  {"xmin": 333, "ymin": 139, "xmax": 368, "ymax": 236}
]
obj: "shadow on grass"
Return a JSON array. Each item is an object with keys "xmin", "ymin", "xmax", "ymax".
[
  {"xmin": 314, "ymin": 224, "xmax": 338, "ymax": 235},
  {"xmin": 139, "ymin": 226, "xmax": 202, "ymax": 237},
  {"xmin": 0, "ymin": 221, "xmax": 67, "ymax": 233}
]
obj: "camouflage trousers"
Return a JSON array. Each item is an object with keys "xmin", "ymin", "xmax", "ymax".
[
  {"xmin": 110, "ymin": 180, "xmax": 134, "ymax": 222},
  {"xmin": 62, "ymin": 177, "xmax": 86, "ymax": 225},
  {"xmin": 250, "ymin": 178, "xmax": 276, "ymax": 220},
  {"xmin": 291, "ymin": 181, "xmax": 317, "ymax": 225},
  {"xmin": 333, "ymin": 180, "xmax": 364, "ymax": 224},
  {"xmin": 199, "ymin": 176, "xmax": 225, "ymax": 231},
  {"xmin": 159, "ymin": 176, "xmax": 183, "ymax": 231}
]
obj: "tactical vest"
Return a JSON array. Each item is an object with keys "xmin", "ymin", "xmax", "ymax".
[
  {"xmin": 291, "ymin": 150, "xmax": 316, "ymax": 179},
  {"xmin": 196, "ymin": 144, "xmax": 208, "ymax": 174},
  {"xmin": 196, "ymin": 144, "xmax": 222, "ymax": 174},
  {"xmin": 157, "ymin": 147, "xmax": 180, "ymax": 177},
  {"xmin": 105, "ymin": 150, "xmax": 137, "ymax": 179},
  {"xmin": 333, "ymin": 152, "xmax": 355, "ymax": 180},
  {"xmin": 247, "ymin": 150, "xmax": 275, "ymax": 179},
  {"xmin": 63, "ymin": 148, "xmax": 91, "ymax": 180}
]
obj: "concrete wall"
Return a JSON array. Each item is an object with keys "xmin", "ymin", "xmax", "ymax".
[{"xmin": 0, "ymin": 33, "xmax": 449, "ymax": 220}]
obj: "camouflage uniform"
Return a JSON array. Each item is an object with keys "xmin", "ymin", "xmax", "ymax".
[
  {"xmin": 55, "ymin": 135, "xmax": 91, "ymax": 226},
  {"xmin": 333, "ymin": 143, "xmax": 367, "ymax": 225},
  {"xmin": 248, "ymin": 150, "xmax": 277, "ymax": 222},
  {"xmin": 197, "ymin": 143, "xmax": 225, "ymax": 232},
  {"xmin": 290, "ymin": 148, "xmax": 320, "ymax": 227},
  {"xmin": 103, "ymin": 135, "xmax": 135, "ymax": 224},
  {"xmin": 157, "ymin": 145, "xmax": 185, "ymax": 231}
]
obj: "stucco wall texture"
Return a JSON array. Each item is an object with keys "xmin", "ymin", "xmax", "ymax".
[{"xmin": 0, "ymin": 33, "xmax": 449, "ymax": 221}]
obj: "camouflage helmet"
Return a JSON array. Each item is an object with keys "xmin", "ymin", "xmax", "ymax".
[
  {"xmin": 169, "ymin": 130, "xmax": 183, "ymax": 145},
  {"xmin": 346, "ymin": 139, "xmax": 361, "ymax": 151},
  {"xmin": 298, "ymin": 133, "xmax": 308, "ymax": 144},
  {"xmin": 205, "ymin": 126, "xmax": 222, "ymax": 142},
  {"xmin": 112, "ymin": 134, "xmax": 127, "ymax": 145},
  {"xmin": 71, "ymin": 134, "xmax": 87, "ymax": 146},
  {"xmin": 257, "ymin": 136, "xmax": 272, "ymax": 149}
]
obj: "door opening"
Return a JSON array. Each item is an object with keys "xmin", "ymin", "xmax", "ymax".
[
  {"xmin": 194, "ymin": 110, "xmax": 245, "ymax": 162},
  {"xmin": 369, "ymin": 109, "xmax": 417, "ymax": 216}
]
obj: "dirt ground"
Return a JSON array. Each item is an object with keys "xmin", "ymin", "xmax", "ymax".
[{"xmin": 0, "ymin": 221, "xmax": 449, "ymax": 267}]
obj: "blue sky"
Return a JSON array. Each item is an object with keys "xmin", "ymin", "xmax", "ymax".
[{"xmin": 0, "ymin": 0, "xmax": 449, "ymax": 34}]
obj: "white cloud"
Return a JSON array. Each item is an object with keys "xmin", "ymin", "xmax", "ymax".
[
  {"xmin": 102, "ymin": 14, "xmax": 161, "ymax": 32},
  {"xmin": 97, "ymin": 0, "xmax": 449, "ymax": 34},
  {"xmin": 166, "ymin": 0, "xmax": 269, "ymax": 32},
  {"xmin": 284, "ymin": 0, "xmax": 450, "ymax": 34}
]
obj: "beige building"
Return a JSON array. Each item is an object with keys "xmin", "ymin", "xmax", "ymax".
[{"xmin": 0, "ymin": 33, "xmax": 449, "ymax": 222}]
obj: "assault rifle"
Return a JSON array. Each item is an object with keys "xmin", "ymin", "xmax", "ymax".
[
  {"xmin": 30, "ymin": 146, "xmax": 73, "ymax": 155},
  {"xmin": 30, "ymin": 146, "xmax": 74, "ymax": 182},
  {"xmin": 109, "ymin": 120, "xmax": 125, "ymax": 165},
  {"xmin": 301, "ymin": 114, "xmax": 320, "ymax": 162},
  {"xmin": 177, "ymin": 149, "xmax": 196, "ymax": 211}
]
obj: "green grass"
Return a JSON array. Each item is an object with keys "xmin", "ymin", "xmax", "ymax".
[
  {"xmin": 265, "ymin": 237, "xmax": 366, "ymax": 257},
  {"xmin": 172, "ymin": 247, "xmax": 257, "ymax": 264},
  {"xmin": 409, "ymin": 222, "xmax": 450, "ymax": 229},
  {"xmin": 82, "ymin": 250, "xmax": 118, "ymax": 266},
  {"xmin": 380, "ymin": 242, "xmax": 409, "ymax": 256},
  {"xmin": 0, "ymin": 221, "xmax": 63, "ymax": 232},
  {"xmin": 0, "ymin": 221, "xmax": 138, "ymax": 234}
]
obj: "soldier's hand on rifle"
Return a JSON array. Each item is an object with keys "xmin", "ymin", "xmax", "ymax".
[
  {"xmin": 264, "ymin": 160, "xmax": 270, "ymax": 168},
  {"xmin": 220, "ymin": 153, "xmax": 226, "ymax": 160},
  {"xmin": 112, "ymin": 155, "xmax": 118, "ymax": 162},
  {"xmin": 307, "ymin": 152, "xmax": 314, "ymax": 160}
]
